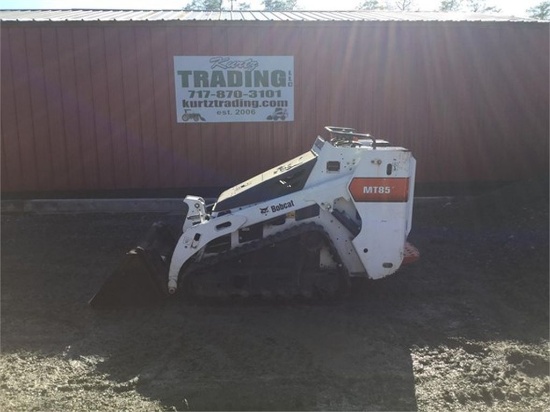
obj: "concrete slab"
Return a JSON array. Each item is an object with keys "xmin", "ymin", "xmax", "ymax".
[
  {"xmin": 1, "ymin": 198, "xmax": 187, "ymax": 214},
  {"xmin": 2, "ymin": 197, "xmax": 452, "ymax": 214}
]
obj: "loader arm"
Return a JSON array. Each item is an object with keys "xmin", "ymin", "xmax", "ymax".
[
  {"xmin": 167, "ymin": 214, "xmax": 247, "ymax": 293},
  {"xmin": 167, "ymin": 175, "xmax": 354, "ymax": 294}
]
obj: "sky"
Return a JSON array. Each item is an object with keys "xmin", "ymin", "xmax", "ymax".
[{"xmin": 0, "ymin": 0, "xmax": 541, "ymax": 17}]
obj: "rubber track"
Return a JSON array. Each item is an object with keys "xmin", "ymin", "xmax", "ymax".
[{"xmin": 181, "ymin": 222, "xmax": 349, "ymax": 300}]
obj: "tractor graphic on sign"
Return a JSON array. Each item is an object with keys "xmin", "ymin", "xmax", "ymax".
[
  {"xmin": 266, "ymin": 108, "xmax": 287, "ymax": 121},
  {"xmin": 182, "ymin": 110, "xmax": 206, "ymax": 122}
]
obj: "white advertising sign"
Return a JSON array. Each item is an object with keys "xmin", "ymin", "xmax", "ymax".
[{"xmin": 174, "ymin": 56, "xmax": 294, "ymax": 123}]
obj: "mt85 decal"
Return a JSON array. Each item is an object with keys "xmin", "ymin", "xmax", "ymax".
[{"xmin": 349, "ymin": 178, "xmax": 409, "ymax": 202}]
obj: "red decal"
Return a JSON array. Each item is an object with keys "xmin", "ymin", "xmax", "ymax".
[{"xmin": 349, "ymin": 178, "xmax": 409, "ymax": 202}]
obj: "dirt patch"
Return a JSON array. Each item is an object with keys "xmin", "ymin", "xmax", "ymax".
[{"xmin": 1, "ymin": 179, "xmax": 548, "ymax": 411}]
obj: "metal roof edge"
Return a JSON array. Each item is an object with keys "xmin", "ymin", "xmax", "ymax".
[{"xmin": 0, "ymin": 9, "xmax": 543, "ymax": 23}]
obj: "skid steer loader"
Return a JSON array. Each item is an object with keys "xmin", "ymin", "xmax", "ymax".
[{"xmin": 90, "ymin": 127, "xmax": 419, "ymax": 308}]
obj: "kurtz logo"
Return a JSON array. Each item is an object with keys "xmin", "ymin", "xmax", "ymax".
[
  {"xmin": 270, "ymin": 200, "xmax": 295, "ymax": 213},
  {"xmin": 209, "ymin": 56, "xmax": 259, "ymax": 71}
]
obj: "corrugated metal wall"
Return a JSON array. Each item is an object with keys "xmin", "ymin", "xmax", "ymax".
[{"xmin": 1, "ymin": 21, "xmax": 548, "ymax": 194}]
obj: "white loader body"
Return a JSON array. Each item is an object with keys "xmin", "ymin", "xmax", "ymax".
[{"xmin": 167, "ymin": 127, "xmax": 416, "ymax": 295}]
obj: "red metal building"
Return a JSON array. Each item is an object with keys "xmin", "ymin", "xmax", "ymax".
[{"xmin": 1, "ymin": 10, "xmax": 548, "ymax": 197}]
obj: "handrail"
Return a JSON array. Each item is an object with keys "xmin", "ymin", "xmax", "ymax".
[{"xmin": 324, "ymin": 126, "xmax": 377, "ymax": 149}]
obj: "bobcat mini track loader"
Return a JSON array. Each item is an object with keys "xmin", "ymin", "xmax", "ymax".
[{"xmin": 90, "ymin": 127, "xmax": 418, "ymax": 307}]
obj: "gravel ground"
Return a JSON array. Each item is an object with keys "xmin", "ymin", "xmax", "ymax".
[{"xmin": 1, "ymin": 180, "xmax": 548, "ymax": 411}]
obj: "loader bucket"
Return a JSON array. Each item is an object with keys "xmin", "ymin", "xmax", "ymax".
[{"xmin": 89, "ymin": 222, "xmax": 177, "ymax": 309}]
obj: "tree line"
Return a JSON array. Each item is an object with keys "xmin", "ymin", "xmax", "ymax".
[
  {"xmin": 183, "ymin": 0, "xmax": 296, "ymax": 11},
  {"xmin": 183, "ymin": 0, "xmax": 549, "ymax": 20}
]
